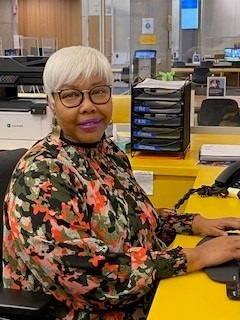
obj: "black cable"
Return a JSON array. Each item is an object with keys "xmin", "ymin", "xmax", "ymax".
[{"xmin": 174, "ymin": 184, "xmax": 229, "ymax": 210}]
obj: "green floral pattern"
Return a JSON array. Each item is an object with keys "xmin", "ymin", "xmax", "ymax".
[{"xmin": 3, "ymin": 135, "xmax": 195, "ymax": 319}]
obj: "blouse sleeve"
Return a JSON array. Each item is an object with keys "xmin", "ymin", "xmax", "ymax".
[
  {"xmin": 158, "ymin": 208, "xmax": 197, "ymax": 234},
  {"xmin": 5, "ymin": 157, "xmax": 189, "ymax": 312}
]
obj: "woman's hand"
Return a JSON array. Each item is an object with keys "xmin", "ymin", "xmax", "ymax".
[
  {"xmin": 192, "ymin": 214, "xmax": 240, "ymax": 237},
  {"xmin": 184, "ymin": 235, "xmax": 240, "ymax": 272}
]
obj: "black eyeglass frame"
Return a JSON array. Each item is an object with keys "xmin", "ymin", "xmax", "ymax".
[{"xmin": 52, "ymin": 85, "xmax": 112, "ymax": 108}]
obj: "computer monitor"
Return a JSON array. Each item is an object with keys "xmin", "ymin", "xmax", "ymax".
[
  {"xmin": 224, "ymin": 48, "xmax": 240, "ymax": 62},
  {"xmin": 192, "ymin": 52, "xmax": 201, "ymax": 64},
  {"xmin": 0, "ymin": 56, "xmax": 48, "ymax": 99},
  {"xmin": 4, "ymin": 49, "xmax": 17, "ymax": 57},
  {"xmin": 134, "ymin": 50, "xmax": 157, "ymax": 59},
  {"xmin": 233, "ymin": 48, "xmax": 240, "ymax": 60},
  {"xmin": 133, "ymin": 50, "xmax": 157, "ymax": 80},
  {"xmin": 181, "ymin": 0, "xmax": 199, "ymax": 30}
]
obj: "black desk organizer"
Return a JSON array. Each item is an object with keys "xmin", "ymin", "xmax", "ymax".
[{"xmin": 130, "ymin": 81, "xmax": 191, "ymax": 157}]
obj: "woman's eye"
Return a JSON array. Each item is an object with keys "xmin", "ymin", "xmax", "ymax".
[
  {"xmin": 92, "ymin": 88, "xmax": 106, "ymax": 95},
  {"xmin": 62, "ymin": 91, "xmax": 79, "ymax": 99}
]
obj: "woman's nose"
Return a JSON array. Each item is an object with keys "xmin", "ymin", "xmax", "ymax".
[{"xmin": 78, "ymin": 92, "xmax": 97, "ymax": 112}]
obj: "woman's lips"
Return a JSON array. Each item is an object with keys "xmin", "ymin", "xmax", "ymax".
[{"xmin": 78, "ymin": 118, "xmax": 102, "ymax": 130}]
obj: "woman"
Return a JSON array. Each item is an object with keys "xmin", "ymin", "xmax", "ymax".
[{"xmin": 3, "ymin": 46, "xmax": 240, "ymax": 320}]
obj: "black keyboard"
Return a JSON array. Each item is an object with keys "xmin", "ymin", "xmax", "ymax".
[
  {"xmin": 226, "ymin": 281, "xmax": 240, "ymax": 300},
  {"xmin": 0, "ymin": 74, "xmax": 19, "ymax": 84}
]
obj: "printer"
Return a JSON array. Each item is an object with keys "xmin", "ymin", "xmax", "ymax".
[
  {"xmin": 0, "ymin": 56, "xmax": 52, "ymax": 147},
  {"xmin": 0, "ymin": 98, "xmax": 52, "ymax": 141}
]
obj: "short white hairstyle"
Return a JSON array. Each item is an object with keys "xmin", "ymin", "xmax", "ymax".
[{"xmin": 43, "ymin": 45, "xmax": 114, "ymax": 104}]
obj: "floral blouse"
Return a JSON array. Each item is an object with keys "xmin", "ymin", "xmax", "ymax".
[{"xmin": 3, "ymin": 134, "xmax": 196, "ymax": 320}]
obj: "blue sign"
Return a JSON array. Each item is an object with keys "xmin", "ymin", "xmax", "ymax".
[{"xmin": 181, "ymin": 0, "xmax": 198, "ymax": 9}]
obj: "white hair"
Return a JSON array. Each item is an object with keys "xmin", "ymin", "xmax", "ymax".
[{"xmin": 43, "ymin": 46, "xmax": 114, "ymax": 104}]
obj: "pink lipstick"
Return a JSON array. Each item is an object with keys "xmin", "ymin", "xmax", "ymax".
[{"xmin": 78, "ymin": 118, "xmax": 102, "ymax": 130}]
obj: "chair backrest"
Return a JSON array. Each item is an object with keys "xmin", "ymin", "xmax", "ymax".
[
  {"xmin": 0, "ymin": 148, "xmax": 27, "ymax": 280},
  {"xmin": 198, "ymin": 98, "xmax": 240, "ymax": 126},
  {"xmin": 201, "ymin": 61, "xmax": 214, "ymax": 68},
  {"xmin": 231, "ymin": 61, "xmax": 240, "ymax": 68},
  {"xmin": 121, "ymin": 66, "xmax": 130, "ymax": 83},
  {"xmin": 112, "ymin": 95, "xmax": 131, "ymax": 123},
  {"xmin": 192, "ymin": 67, "xmax": 210, "ymax": 84}
]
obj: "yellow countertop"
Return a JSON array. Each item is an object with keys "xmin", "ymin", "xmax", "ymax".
[
  {"xmin": 172, "ymin": 67, "xmax": 240, "ymax": 73},
  {"xmin": 147, "ymin": 166, "xmax": 240, "ymax": 320},
  {"xmin": 129, "ymin": 133, "xmax": 240, "ymax": 176},
  {"xmin": 127, "ymin": 133, "xmax": 240, "ymax": 211}
]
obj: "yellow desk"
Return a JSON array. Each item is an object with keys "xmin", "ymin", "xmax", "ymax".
[
  {"xmin": 172, "ymin": 67, "xmax": 240, "ymax": 86},
  {"xmin": 111, "ymin": 95, "xmax": 238, "ymax": 212},
  {"xmin": 172, "ymin": 67, "xmax": 240, "ymax": 75},
  {"xmin": 129, "ymin": 133, "xmax": 240, "ymax": 212},
  {"xmin": 129, "ymin": 151, "xmax": 198, "ymax": 212},
  {"xmin": 147, "ymin": 166, "xmax": 240, "ymax": 320},
  {"xmin": 112, "ymin": 95, "xmax": 131, "ymax": 123}
]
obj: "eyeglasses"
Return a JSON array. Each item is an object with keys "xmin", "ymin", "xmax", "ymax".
[{"xmin": 53, "ymin": 85, "xmax": 112, "ymax": 108}]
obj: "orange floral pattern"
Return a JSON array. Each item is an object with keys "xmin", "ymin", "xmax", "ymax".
[{"xmin": 3, "ymin": 134, "xmax": 195, "ymax": 319}]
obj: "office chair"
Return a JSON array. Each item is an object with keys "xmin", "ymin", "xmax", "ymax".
[
  {"xmin": 201, "ymin": 61, "xmax": 214, "ymax": 68},
  {"xmin": 121, "ymin": 66, "xmax": 130, "ymax": 83},
  {"xmin": 231, "ymin": 61, "xmax": 240, "ymax": 68},
  {"xmin": 191, "ymin": 67, "xmax": 210, "ymax": 85},
  {"xmin": 197, "ymin": 98, "xmax": 240, "ymax": 126},
  {"xmin": 0, "ymin": 148, "xmax": 51, "ymax": 319}
]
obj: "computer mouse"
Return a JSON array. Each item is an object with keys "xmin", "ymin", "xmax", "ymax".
[{"xmin": 196, "ymin": 234, "xmax": 240, "ymax": 283}]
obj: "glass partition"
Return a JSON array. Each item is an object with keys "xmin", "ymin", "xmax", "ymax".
[
  {"xmin": 82, "ymin": 0, "xmax": 130, "ymax": 94},
  {"xmin": 172, "ymin": 0, "xmax": 240, "ymax": 61},
  {"xmin": 79, "ymin": 0, "xmax": 240, "ymax": 133},
  {"xmin": 0, "ymin": 37, "xmax": 3, "ymax": 56},
  {"xmin": 171, "ymin": 0, "xmax": 240, "ymax": 132},
  {"xmin": 41, "ymin": 37, "xmax": 58, "ymax": 57},
  {"xmin": 21, "ymin": 36, "xmax": 40, "ymax": 56}
]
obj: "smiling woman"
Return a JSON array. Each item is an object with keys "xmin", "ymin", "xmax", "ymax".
[{"xmin": 4, "ymin": 45, "xmax": 240, "ymax": 320}]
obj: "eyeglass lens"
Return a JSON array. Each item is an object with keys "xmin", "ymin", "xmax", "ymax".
[{"xmin": 59, "ymin": 85, "xmax": 111, "ymax": 107}]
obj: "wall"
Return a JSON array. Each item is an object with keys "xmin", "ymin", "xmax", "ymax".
[
  {"xmin": 0, "ymin": 0, "xmax": 172, "ymax": 68},
  {"xmin": 0, "ymin": 0, "xmax": 82, "ymax": 52},
  {"xmin": 130, "ymin": 0, "xmax": 172, "ymax": 72},
  {"xmin": 87, "ymin": 13, "xmax": 112, "ymax": 61},
  {"xmin": 18, "ymin": 0, "xmax": 82, "ymax": 49},
  {"xmin": 0, "ymin": 0, "xmax": 16, "ymax": 52},
  {"xmin": 112, "ymin": 0, "xmax": 130, "ymax": 64},
  {"xmin": 2, "ymin": 1, "xmax": 240, "ymax": 66}
]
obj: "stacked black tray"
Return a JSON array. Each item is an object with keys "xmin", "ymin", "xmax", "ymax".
[{"xmin": 131, "ymin": 80, "xmax": 191, "ymax": 156}]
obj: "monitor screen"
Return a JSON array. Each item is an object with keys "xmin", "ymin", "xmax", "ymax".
[
  {"xmin": 181, "ymin": 0, "xmax": 199, "ymax": 29},
  {"xmin": 4, "ymin": 49, "xmax": 17, "ymax": 57},
  {"xmin": 224, "ymin": 48, "xmax": 240, "ymax": 61},
  {"xmin": 134, "ymin": 50, "xmax": 156, "ymax": 59}
]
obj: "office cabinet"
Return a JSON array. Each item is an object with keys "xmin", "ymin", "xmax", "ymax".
[{"xmin": 131, "ymin": 81, "xmax": 191, "ymax": 156}]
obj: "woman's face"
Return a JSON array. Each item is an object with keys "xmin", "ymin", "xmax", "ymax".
[
  {"xmin": 52, "ymin": 75, "xmax": 112, "ymax": 144},
  {"xmin": 210, "ymin": 80, "xmax": 218, "ymax": 88}
]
